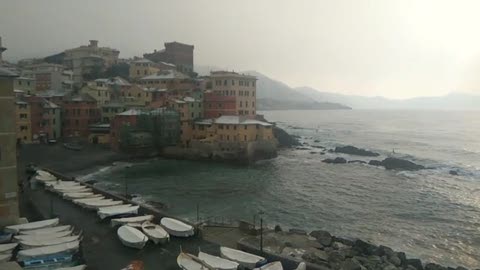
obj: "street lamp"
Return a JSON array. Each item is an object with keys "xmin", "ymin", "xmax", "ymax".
[
  {"xmin": 253, "ymin": 211, "xmax": 265, "ymax": 252},
  {"xmin": 124, "ymin": 165, "xmax": 131, "ymax": 199}
]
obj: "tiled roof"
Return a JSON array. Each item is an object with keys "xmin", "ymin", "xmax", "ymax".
[{"xmin": 140, "ymin": 70, "xmax": 189, "ymax": 80}]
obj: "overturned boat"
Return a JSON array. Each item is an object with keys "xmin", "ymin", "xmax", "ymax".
[
  {"xmin": 56, "ymin": 265, "xmax": 87, "ymax": 270},
  {"xmin": 111, "ymin": 215, "xmax": 154, "ymax": 227},
  {"xmin": 220, "ymin": 247, "xmax": 266, "ymax": 269},
  {"xmin": 4, "ymin": 218, "xmax": 59, "ymax": 234},
  {"xmin": 177, "ymin": 252, "xmax": 213, "ymax": 270},
  {"xmin": 97, "ymin": 205, "xmax": 138, "ymax": 220},
  {"xmin": 19, "ymin": 225, "xmax": 71, "ymax": 235},
  {"xmin": 141, "ymin": 221, "xmax": 169, "ymax": 244},
  {"xmin": 0, "ymin": 242, "xmax": 18, "ymax": 253},
  {"xmin": 117, "ymin": 225, "xmax": 148, "ymax": 249},
  {"xmin": 14, "ymin": 229, "xmax": 73, "ymax": 242},
  {"xmin": 63, "ymin": 192, "xmax": 102, "ymax": 200},
  {"xmin": 19, "ymin": 235, "xmax": 80, "ymax": 249},
  {"xmin": 198, "ymin": 251, "xmax": 239, "ymax": 270},
  {"xmin": 0, "ymin": 253, "xmax": 11, "ymax": 263},
  {"xmin": 160, "ymin": 217, "xmax": 194, "ymax": 237},
  {"xmin": 81, "ymin": 199, "xmax": 123, "ymax": 210},
  {"xmin": 17, "ymin": 240, "xmax": 80, "ymax": 260},
  {"xmin": 254, "ymin": 262, "xmax": 283, "ymax": 270}
]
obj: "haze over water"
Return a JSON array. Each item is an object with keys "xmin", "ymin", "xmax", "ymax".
[{"xmin": 85, "ymin": 110, "xmax": 480, "ymax": 268}]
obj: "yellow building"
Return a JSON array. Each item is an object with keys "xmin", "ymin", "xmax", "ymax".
[
  {"xmin": 120, "ymin": 84, "xmax": 152, "ymax": 107},
  {"xmin": 101, "ymin": 103, "xmax": 126, "ymax": 123},
  {"xmin": 129, "ymin": 58, "xmax": 160, "ymax": 80},
  {"xmin": 0, "ymin": 67, "xmax": 19, "ymax": 227},
  {"xmin": 15, "ymin": 100, "xmax": 31, "ymax": 143},
  {"xmin": 14, "ymin": 76, "xmax": 35, "ymax": 95},
  {"xmin": 80, "ymin": 81, "xmax": 111, "ymax": 105}
]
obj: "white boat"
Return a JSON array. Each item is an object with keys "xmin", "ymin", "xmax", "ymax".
[
  {"xmin": 4, "ymin": 218, "xmax": 59, "ymax": 234},
  {"xmin": 111, "ymin": 215, "xmax": 154, "ymax": 227},
  {"xmin": 73, "ymin": 197, "xmax": 106, "ymax": 205},
  {"xmin": 56, "ymin": 265, "xmax": 87, "ymax": 270},
  {"xmin": 177, "ymin": 252, "xmax": 213, "ymax": 270},
  {"xmin": 220, "ymin": 247, "xmax": 265, "ymax": 269},
  {"xmin": 35, "ymin": 174, "xmax": 57, "ymax": 182},
  {"xmin": 64, "ymin": 192, "xmax": 102, "ymax": 200},
  {"xmin": 254, "ymin": 262, "xmax": 283, "ymax": 270},
  {"xmin": 81, "ymin": 199, "xmax": 123, "ymax": 210},
  {"xmin": 46, "ymin": 181, "xmax": 80, "ymax": 187},
  {"xmin": 36, "ymin": 170, "xmax": 52, "ymax": 177},
  {"xmin": 294, "ymin": 262, "xmax": 306, "ymax": 270},
  {"xmin": 19, "ymin": 235, "xmax": 80, "ymax": 249},
  {"xmin": 19, "ymin": 225, "xmax": 71, "ymax": 235},
  {"xmin": 198, "ymin": 251, "xmax": 239, "ymax": 270},
  {"xmin": 0, "ymin": 253, "xmax": 11, "ymax": 263},
  {"xmin": 14, "ymin": 229, "xmax": 73, "ymax": 242},
  {"xmin": 53, "ymin": 186, "xmax": 90, "ymax": 193},
  {"xmin": 117, "ymin": 225, "xmax": 148, "ymax": 249},
  {"xmin": 17, "ymin": 240, "xmax": 79, "ymax": 260},
  {"xmin": 160, "ymin": 217, "xmax": 194, "ymax": 237},
  {"xmin": 98, "ymin": 205, "xmax": 137, "ymax": 219},
  {"xmin": 0, "ymin": 243, "xmax": 18, "ymax": 253},
  {"xmin": 141, "ymin": 221, "xmax": 169, "ymax": 244}
]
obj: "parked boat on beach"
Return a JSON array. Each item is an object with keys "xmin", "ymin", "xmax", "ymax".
[
  {"xmin": 0, "ymin": 253, "xmax": 11, "ymax": 263},
  {"xmin": 57, "ymin": 265, "xmax": 87, "ymax": 270},
  {"xmin": 19, "ymin": 235, "xmax": 80, "ymax": 249},
  {"xmin": 220, "ymin": 247, "xmax": 266, "ymax": 269},
  {"xmin": 97, "ymin": 205, "xmax": 138, "ymax": 219},
  {"xmin": 141, "ymin": 221, "xmax": 169, "ymax": 244},
  {"xmin": 19, "ymin": 225, "xmax": 71, "ymax": 235},
  {"xmin": 35, "ymin": 174, "xmax": 57, "ymax": 182},
  {"xmin": 81, "ymin": 199, "xmax": 123, "ymax": 209},
  {"xmin": 14, "ymin": 229, "xmax": 73, "ymax": 242},
  {"xmin": 46, "ymin": 181, "xmax": 80, "ymax": 187},
  {"xmin": 52, "ymin": 186, "xmax": 90, "ymax": 194},
  {"xmin": 5, "ymin": 218, "xmax": 59, "ymax": 234},
  {"xmin": 198, "ymin": 251, "xmax": 239, "ymax": 270},
  {"xmin": 177, "ymin": 252, "xmax": 213, "ymax": 270},
  {"xmin": 17, "ymin": 240, "xmax": 80, "ymax": 260},
  {"xmin": 63, "ymin": 192, "xmax": 102, "ymax": 200},
  {"xmin": 36, "ymin": 170, "xmax": 52, "ymax": 177},
  {"xmin": 160, "ymin": 217, "xmax": 194, "ymax": 237},
  {"xmin": 254, "ymin": 262, "xmax": 283, "ymax": 270},
  {"xmin": 294, "ymin": 262, "xmax": 306, "ymax": 270},
  {"xmin": 0, "ymin": 243, "xmax": 18, "ymax": 253},
  {"xmin": 21, "ymin": 253, "xmax": 74, "ymax": 268},
  {"xmin": 117, "ymin": 225, "xmax": 148, "ymax": 249},
  {"xmin": 73, "ymin": 197, "xmax": 107, "ymax": 205},
  {"xmin": 0, "ymin": 232, "xmax": 12, "ymax": 244},
  {"xmin": 111, "ymin": 215, "xmax": 154, "ymax": 227}
]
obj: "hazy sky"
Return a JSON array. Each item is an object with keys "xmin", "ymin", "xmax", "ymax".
[{"xmin": 2, "ymin": 0, "xmax": 480, "ymax": 99}]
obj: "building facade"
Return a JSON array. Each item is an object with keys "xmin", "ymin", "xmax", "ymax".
[
  {"xmin": 15, "ymin": 100, "xmax": 32, "ymax": 143},
  {"xmin": 13, "ymin": 76, "xmax": 36, "ymax": 95},
  {"xmin": 26, "ymin": 63, "xmax": 65, "ymax": 92},
  {"xmin": 144, "ymin": 42, "xmax": 194, "ymax": 75},
  {"xmin": 0, "ymin": 67, "xmax": 19, "ymax": 227},
  {"xmin": 62, "ymin": 93, "xmax": 100, "ymax": 138},
  {"xmin": 129, "ymin": 58, "xmax": 160, "ymax": 80}
]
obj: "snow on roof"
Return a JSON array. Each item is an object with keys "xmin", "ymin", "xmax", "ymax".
[
  {"xmin": 140, "ymin": 69, "xmax": 189, "ymax": 80},
  {"xmin": 43, "ymin": 100, "xmax": 60, "ymax": 109},
  {"xmin": 95, "ymin": 77, "xmax": 131, "ymax": 86},
  {"xmin": 214, "ymin": 115, "xmax": 272, "ymax": 126},
  {"xmin": 183, "ymin": 97, "xmax": 195, "ymax": 102},
  {"xmin": 159, "ymin": 61, "xmax": 176, "ymax": 67},
  {"xmin": 117, "ymin": 109, "xmax": 143, "ymax": 116},
  {"xmin": 132, "ymin": 58, "xmax": 153, "ymax": 63}
]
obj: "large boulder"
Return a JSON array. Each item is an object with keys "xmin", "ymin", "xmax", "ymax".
[
  {"xmin": 334, "ymin": 146, "xmax": 380, "ymax": 157},
  {"xmin": 381, "ymin": 157, "xmax": 425, "ymax": 171},
  {"xmin": 348, "ymin": 160, "xmax": 367, "ymax": 164},
  {"xmin": 273, "ymin": 126, "xmax": 301, "ymax": 147},
  {"xmin": 407, "ymin": 258, "xmax": 424, "ymax": 270},
  {"xmin": 369, "ymin": 160, "xmax": 383, "ymax": 166},
  {"xmin": 310, "ymin": 230, "xmax": 333, "ymax": 246},
  {"xmin": 353, "ymin": 239, "xmax": 377, "ymax": 256},
  {"xmin": 322, "ymin": 157, "xmax": 347, "ymax": 164},
  {"xmin": 425, "ymin": 263, "xmax": 447, "ymax": 270}
]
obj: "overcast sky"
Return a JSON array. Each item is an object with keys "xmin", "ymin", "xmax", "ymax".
[{"xmin": 2, "ymin": 0, "xmax": 480, "ymax": 99}]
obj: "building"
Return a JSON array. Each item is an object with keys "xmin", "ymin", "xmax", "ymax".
[
  {"xmin": 119, "ymin": 84, "xmax": 152, "ymax": 107},
  {"xmin": 0, "ymin": 67, "xmax": 19, "ymax": 227},
  {"xmin": 15, "ymin": 99, "xmax": 32, "ymax": 143},
  {"xmin": 129, "ymin": 58, "xmax": 160, "ymax": 80},
  {"xmin": 168, "ymin": 97, "xmax": 202, "ymax": 146},
  {"xmin": 26, "ymin": 63, "xmax": 65, "ymax": 92},
  {"xmin": 100, "ymin": 102, "xmax": 126, "ymax": 123},
  {"xmin": 138, "ymin": 69, "xmax": 193, "ymax": 90},
  {"xmin": 144, "ymin": 42, "xmax": 194, "ymax": 75},
  {"xmin": 0, "ymin": 37, "xmax": 6, "ymax": 62},
  {"xmin": 62, "ymin": 93, "xmax": 100, "ymax": 138},
  {"xmin": 64, "ymin": 40, "xmax": 120, "ymax": 83},
  {"xmin": 25, "ymin": 96, "xmax": 61, "ymax": 143},
  {"xmin": 80, "ymin": 81, "xmax": 111, "ymax": 105},
  {"xmin": 13, "ymin": 76, "xmax": 36, "ymax": 95},
  {"xmin": 204, "ymin": 71, "xmax": 257, "ymax": 118},
  {"xmin": 42, "ymin": 100, "xmax": 61, "ymax": 140},
  {"xmin": 88, "ymin": 124, "xmax": 110, "ymax": 145}
]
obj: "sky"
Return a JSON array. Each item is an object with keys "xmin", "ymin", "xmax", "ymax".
[{"xmin": 2, "ymin": 0, "xmax": 480, "ymax": 99}]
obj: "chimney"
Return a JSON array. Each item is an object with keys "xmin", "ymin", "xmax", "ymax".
[
  {"xmin": 89, "ymin": 40, "xmax": 98, "ymax": 48},
  {"xmin": 0, "ymin": 37, "xmax": 6, "ymax": 62}
]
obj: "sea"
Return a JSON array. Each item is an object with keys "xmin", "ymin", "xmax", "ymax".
[{"xmin": 79, "ymin": 110, "xmax": 480, "ymax": 268}]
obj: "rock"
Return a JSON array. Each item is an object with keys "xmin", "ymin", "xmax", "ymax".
[
  {"xmin": 289, "ymin": 228, "xmax": 307, "ymax": 235},
  {"xmin": 425, "ymin": 263, "xmax": 447, "ymax": 270},
  {"xmin": 296, "ymin": 147, "xmax": 310, "ymax": 150},
  {"xmin": 273, "ymin": 126, "xmax": 301, "ymax": 147},
  {"xmin": 310, "ymin": 230, "xmax": 333, "ymax": 246},
  {"xmin": 407, "ymin": 258, "xmax": 424, "ymax": 270},
  {"xmin": 348, "ymin": 160, "xmax": 367, "ymax": 164},
  {"xmin": 456, "ymin": 267, "xmax": 468, "ymax": 270},
  {"xmin": 341, "ymin": 258, "xmax": 363, "ymax": 270},
  {"xmin": 320, "ymin": 152, "xmax": 326, "ymax": 155},
  {"xmin": 310, "ymin": 151, "xmax": 317, "ymax": 154},
  {"xmin": 332, "ymin": 241, "xmax": 349, "ymax": 250},
  {"xmin": 314, "ymin": 140, "xmax": 320, "ymax": 143},
  {"xmin": 322, "ymin": 157, "xmax": 347, "ymax": 164},
  {"xmin": 388, "ymin": 255, "xmax": 402, "ymax": 267},
  {"xmin": 375, "ymin": 245, "xmax": 394, "ymax": 257},
  {"xmin": 333, "ymin": 236, "xmax": 355, "ymax": 246},
  {"xmin": 383, "ymin": 263, "xmax": 399, "ymax": 270},
  {"xmin": 334, "ymin": 146, "xmax": 380, "ymax": 157},
  {"xmin": 381, "ymin": 157, "xmax": 425, "ymax": 171},
  {"xmin": 353, "ymin": 239, "xmax": 377, "ymax": 256},
  {"xmin": 274, "ymin": 225, "xmax": 282, "ymax": 232},
  {"xmin": 449, "ymin": 170, "xmax": 459, "ymax": 175},
  {"xmin": 328, "ymin": 250, "xmax": 345, "ymax": 263},
  {"xmin": 302, "ymin": 248, "xmax": 329, "ymax": 263},
  {"xmin": 368, "ymin": 160, "xmax": 383, "ymax": 166}
]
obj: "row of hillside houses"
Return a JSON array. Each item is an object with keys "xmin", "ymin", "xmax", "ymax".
[{"xmin": 4, "ymin": 38, "xmax": 277, "ymax": 158}]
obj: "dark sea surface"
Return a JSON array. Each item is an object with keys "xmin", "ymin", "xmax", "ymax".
[{"xmin": 81, "ymin": 110, "xmax": 480, "ymax": 268}]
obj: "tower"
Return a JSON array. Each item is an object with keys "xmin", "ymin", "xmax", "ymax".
[{"xmin": 0, "ymin": 37, "xmax": 6, "ymax": 62}]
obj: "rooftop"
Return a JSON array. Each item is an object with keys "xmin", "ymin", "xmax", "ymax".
[
  {"xmin": 94, "ymin": 77, "xmax": 131, "ymax": 86},
  {"xmin": 210, "ymin": 71, "xmax": 256, "ymax": 79},
  {"xmin": 140, "ymin": 69, "xmax": 189, "ymax": 80},
  {"xmin": 196, "ymin": 115, "xmax": 272, "ymax": 126},
  {"xmin": 0, "ymin": 66, "xmax": 18, "ymax": 77}
]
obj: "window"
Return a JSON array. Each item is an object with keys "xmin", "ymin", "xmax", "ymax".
[
  {"xmin": 224, "ymin": 80, "xmax": 227, "ymax": 85},
  {"xmin": 252, "ymin": 101, "xmax": 255, "ymax": 107},
  {"xmin": 219, "ymin": 124, "xmax": 224, "ymax": 129},
  {"xmin": 75, "ymin": 120, "xmax": 79, "ymax": 126},
  {"xmin": 233, "ymin": 125, "xmax": 237, "ymax": 130},
  {"xmin": 239, "ymin": 110, "xmax": 243, "ymax": 115},
  {"xmin": 244, "ymin": 125, "xmax": 247, "ymax": 130},
  {"xmin": 244, "ymin": 135, "xmax": 247, "ymax": 141},
  {"xmin": 20, "ymin": 113, "xmax": 28, "ymax": 119},
  {"xmin": 227, "ymin": 135, "xmax": 230, "ymax": 141},
  {"xmin": 256, "ymin": 124, "xmax": 259, "ymax": 129},
  {"xmin": 226, "ymin": 125, "xmax": 229, "ymax": 130},
  {"xmin": 18, "ymin": 81, "xmax": 22, "ymax": 85},
  {"xmin": 138, "ymin": 93, "xmax": 141, "ymax": 98},
  {"xmin": 137, "ymin": 70, "xmax": 140, "ymax": 75},
  {"xmin": 191, "ymin": 112, "xmax": 194, "ymax": 118},
  {"xmin": 245, "ymin": 101, "xmax": 248, "ymax": 107},
  {"xmin": 240, "ymin": 81, "xmax": 243, "ymax": 86},
  {"xmin": 98, "ymin": 91, "xmax": 101, "ymax": 96},
  {"xmin": 240, "ymin": 101, "xmax": 243, "ymax": 107},
  {"xmin": 232, "ymin": 80, "xmax": 235, "ymax": 85},
  {"xmin": 253, "ymin": 81, "xmax": 256, "ymax": 87}
]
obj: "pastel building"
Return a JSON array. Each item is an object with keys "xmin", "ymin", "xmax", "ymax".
[
  {"xmin": 26, "ymin": 63, "xmax": 65, "ymax": 92},
  {"xmin": 129, "ymin": 58, "xmax": 160, "ymax": 80},
  {"xmin": 62, "ymin": 93, "xmax": 100, "ymax": 138},
  {"xmin": 15, "ymin": 99, "xmax": 32, "ymax": 143},
  {"xmin": 144, "ymin": 41, "xmax": 194, "ymax": 74}
]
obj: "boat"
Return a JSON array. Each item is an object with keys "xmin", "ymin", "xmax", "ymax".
[
  {"xmin": 0, "ymin": 253, "xmax": 11, "ymax": 263},
  {"xmin": 254, "ymin": 262, "xmax": 283, "ymax": 270},
  {"xmin": 97, "ymin": 205, "xmax": 138, "ymax": 220},
  {"xmin": 294, "ymin": 262, "xmax": 306, "ymax": 270},
  {"xmin": 0, "ymin": 232, "xmax": 12, "ymax": 244},
  {"xmin": 36, "ymin": 170, "xmax": 52, "ymax": 177},
  {"xmin": 111, "ymin": 215, "xmax": 154, "ymax": 227},
  {"xmin": 177, "ymin": 252, "xmax": 213, "ymax": 270},
  {"xmin": 14, "ymin": 229, "xmax": 73, "ymax": 242},
  {"xmin": 20, "ymin": 252, "xmax": 73, "ymax": 266},
  {"xmin": 220, "ymin": 247, "xmax": 266, "ymax": 269},
  {"xmin": 73, "ymin": 197, "xmax": 106, "ymax": 205},
  {"xmin": 45, "ymin": 181, "xmax": 80, "ymax": 187},
  {"xmin": 20, "ymin": 225, "xmax": 71, "ymax": 235},
  {"xmin": 35, "ymin": 174, "xmax": 57, "ymax": 182},
  {"xmin": 57, "ymin": 265, "xmax": 87, "ymax": 270},
  {"xmin": 4, "ymin": 218, "xmax": 59, "ymax": 234},
  {"xmin": 160, "ymin": 217, "xmax": 194, "ymax": 237},
  {"xmin": 63, "ymin": 192, "xmax": 102, "ymax": 200},
  {"xmin": 0, "ymin": 243, "xmax": 18, "ymax": 253},
  {"xmin": 117, "ymin": 225, "xmax": 148, "ymax": 249},
  {"xmin": 52, "ymin": 186, "xmax": 90, "ymax": 193},
  {"xmin": 63, "ymin": 143, "xmax": 83, "ymax": 151},
  {"xmin": 17, "ymin": 240, "xmax": 80, "ymax": 260},
  {"xmin": 198, "ymin": 251, "xmax": 239, "ymax": 270},
  {"xmin": 141, "ymin": 221, "xmax": 169, "ymax": 244},
  {"xmin": 81, "ymin": 199, "xmax": 123, "ymax": 210},
  {"xmin": 20, "ymin": 235, "xmax": 80, "ymax": 249}
]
